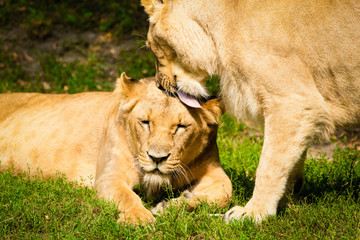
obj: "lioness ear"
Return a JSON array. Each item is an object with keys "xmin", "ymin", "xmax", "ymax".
[
  {"xmin": 202, "ymin": 97, "xmax": 225, "ymax": 125},
  {"xmin": 114, "ymin": 72, "xmax": 138, "ymax": 94},
  {"xmin": 141, "ymin": 0, "xmax": 166, "ymax": 15},
  {"xmin": 115, "ymin": 73, "xmax": 141, "ymax": 114}
]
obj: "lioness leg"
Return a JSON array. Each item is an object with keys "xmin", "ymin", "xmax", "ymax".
[
  {"xmin": 224, "ymin": 97, "xmax": 332, "ymax": 222},
  {"xmin": 222, "ymin": 50, "xmax": 335, "ymax": 222},
  {"xmin": 95, "ymin": 174, "xmax": 155, "ymax": 225},
  {"xmin": 277, "ymin": 149, "xmax": 306, "ymax": 211},
  {"xmin": 95, "ymin": 143, "xmax": 155, "ymax": 225}
]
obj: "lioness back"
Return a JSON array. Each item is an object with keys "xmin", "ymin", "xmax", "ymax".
[{"xmin": 0, "ymin": 92, "xmax": 113, "ymax": 184}]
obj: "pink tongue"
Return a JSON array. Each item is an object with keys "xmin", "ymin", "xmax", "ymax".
[{"xmin": 177, "ymin": 90, "xmax": 202, "ymax": 108}]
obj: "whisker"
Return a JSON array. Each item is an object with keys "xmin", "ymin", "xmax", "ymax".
[
  {"xmin": 133, "ymin": 154, "xmax": 147, "ymax": 174},
  {"xmin": 137, "ymin": 45, "xmax": 150, "ymax": 53},
  {"xmin": 176, "ymin": 163, "xmax": 191, "ymax": 187},
  {"xmin": 132, "ymin": 33, "xmax": 146, "ymax": 40},
  {"xmin": 171, "ymin": 169, "xmax": 182, "ymax": 183},
  {"xmin": 180, "ymin": 163, "xmax": 194, "ymax": 186}
]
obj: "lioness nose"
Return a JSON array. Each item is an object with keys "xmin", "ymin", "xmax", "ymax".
[{"xmin": 147, "ymin": 151, "xmax": 171, "ymax": 164}]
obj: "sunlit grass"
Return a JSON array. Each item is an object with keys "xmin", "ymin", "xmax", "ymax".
[{"xmin": 1, "ymin": 129, "xmax": 359, "ymax": 239}]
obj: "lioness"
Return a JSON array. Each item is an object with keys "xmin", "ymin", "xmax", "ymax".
[
  {"xmin": 141, "ymin": 0, "xmax": 360, "ymax": 222},
  {"xmin": 0, "ymin": 73, "xmax": 232, "ymax": 225}
]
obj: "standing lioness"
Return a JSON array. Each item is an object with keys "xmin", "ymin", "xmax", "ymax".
[
  {"xmin": 141, "ymin": 0, "xmax": 360, "ymax": 222},
  {"xmin": 0, "ymin": 74, "xmax": 232, "ymax": 225}
]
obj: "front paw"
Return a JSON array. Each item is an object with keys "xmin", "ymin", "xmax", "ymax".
[
  {"xmin": 151, "ymin": 200, "xmax": 170, "ymax": 215},
  {"xmin": 224, "ymin": 205, "xmax": 272, "ymax": 223},
  {"xmin": 118, "ymin": 207, "xmax": 156, "ymax": 225},
  {"xmin": 151, "ymin": 198, "xmax": 186, "ymax": 215}
]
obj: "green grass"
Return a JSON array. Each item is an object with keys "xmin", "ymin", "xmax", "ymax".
[
  {"xmin": 1, "ymin": 127, "xmax": 359, "ymax": 239},
  {"xmin": 1, "ymin": 1, "xmax": 360, "ymax": 239},
  {"xmin": 0, "ymin": 39, "xmax": 155, "ymax": 93},
  {"xmin": 0, "ymin": 0, "xmax": 147, "ymax": 38}
]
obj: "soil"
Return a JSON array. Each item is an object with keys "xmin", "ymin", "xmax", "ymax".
[
  {"xmin": 0, "ymin": 24, "xmax": 141, "ymax": 79},
  {"xmin": 309, "ymin": 128, "xmax": 360, "ymax": 159},
  {"xmin": 1, "ymin": 24, "xmax": 359, "ymax": 158}
]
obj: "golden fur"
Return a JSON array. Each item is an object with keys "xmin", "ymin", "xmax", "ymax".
[
  {"xmin": 0, "ymin": 73, "xmax": 232, "ymax": 225},
  {"xmin": 141, "ymin": 0, "xmax": 360, "ymax": 222}
]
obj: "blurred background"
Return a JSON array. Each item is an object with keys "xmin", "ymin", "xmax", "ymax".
[{"xmin": 0, "ymin": 0, "xmax": 156, "ymax": 93}]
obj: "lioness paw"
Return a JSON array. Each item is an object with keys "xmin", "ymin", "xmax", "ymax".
[
  {"xmin": 151, "ymin": 198, "xmax": 187, "ymax": 215},
  {"xmin": 224, "ymin": 205, "xmax": 270, "ymax": 223},
  {"xmin": 151, "ymin": 200, "xmax": 169, "ymax": 215},
  {"xmin": 118, "ymin": 208, "xmax": 156, "ymax": 225}
]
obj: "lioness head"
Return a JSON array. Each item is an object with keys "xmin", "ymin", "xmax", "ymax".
[
  {"xmin": 141, "ymin": 0, "xmax": 218, "ymax": 101},
  {"xmin": 115, "ymin": 73, "xmax": 224, "ymax": 195}
]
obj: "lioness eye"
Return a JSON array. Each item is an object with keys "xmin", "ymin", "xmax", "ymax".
[
  {"xmin": 177, "ymin": 124, "xmax": 187, "ymax": 129},
  {"xmin": 141, "ymin": 120, "xmax": 150, "ymax": 125},
  {"xmin": 175, "ymin": 124, "xmax": 189, "ymax": 134}
]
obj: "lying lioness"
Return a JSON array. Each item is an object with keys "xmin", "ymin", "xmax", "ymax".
[
  {"xmin": 0, "ymin": 73, "xmax": 232, "ymax": 225},
  {"xmin": 141, "ymin": 0, "xmax": 360, "ymax": 222}
]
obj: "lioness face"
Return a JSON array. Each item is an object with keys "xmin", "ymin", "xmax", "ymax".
[
  {"xmin": 119, "ymin": 78, "xmax": 222, "ymax": 194},
  {"xmin": 143, "ymin": 0, "xmax": 218, "ymax": 99}
]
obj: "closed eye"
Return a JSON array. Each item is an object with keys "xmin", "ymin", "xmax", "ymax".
[
  {"xmin": 177, "ymin": 124, "xmax": 187, "ymax": 129},
  {"xmin": 175, "ymin": 124, "xmax": 190, "ymax": 134},
  {"xmin": 141, "ymin": 120, "xmax": 150, "ymax": 125}
]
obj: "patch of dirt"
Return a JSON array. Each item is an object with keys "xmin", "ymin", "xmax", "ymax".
[
  {"xmin": 1, "ymin": 24, "xmax": 141, "ymax": 78},
  {"xmin": 308, "ymin": 128, "xmax": 360, "ymax": 159}
]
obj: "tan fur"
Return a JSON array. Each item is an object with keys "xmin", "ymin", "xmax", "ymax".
[
  {"xmin": 141, "ymin": 0, "xmax": 360, "ymax": 222},
  {"xmin": 0, "ymin": 73, "xmax": 232, "ymax": 225}
]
